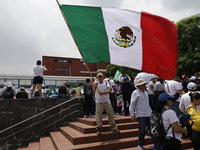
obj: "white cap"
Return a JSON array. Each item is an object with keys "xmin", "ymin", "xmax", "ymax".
[
  {"xmin": 187, "ymin": 82, "xmax": 196, "ymax": 90},
  {"xmin": 7, "ymin": 82, "xmax": 13, "ymax": 87}
]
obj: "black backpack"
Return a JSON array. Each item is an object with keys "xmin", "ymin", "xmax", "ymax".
[
  {"xmin": 150, "ymin": 107, "xmax": 172, "ymax": 140},
  {"xmin": 85, "ymin": 84, "xmax": 92, "ymax": 97},
  {"xmin": 3, "ymin": 87, "xmax": 14, "ymax": 99}
]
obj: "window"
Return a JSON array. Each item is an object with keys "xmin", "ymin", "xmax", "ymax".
[
  {"xmin": 45, "ymin": 80, "xmax": 55, "ymax": 88},
  {"xmin": 67, "ymin": 80, "xmax": 77, "ymax": 88},
  {"xmin": 0, "ymin": 79, "xmax": 5, "ymax": 88},
  {"xmin": 6, "ymin": 79, "xmax": 18, "ymax": 87},
  {"xmin": 0, "ymin": 79, "xmax": 5, "ymax": 84},
  {"xmin": 54, "ymin": 59, "xmax": 72, "ymax": 63},
  {"xmin": 57, "ymin": 80, "xmax": 66, "ymax": 87},
  {"xmin": 78, "ymin": 80, "xmax": 86, "ymax": 87},
  {"xmin": 19, "ymin": 79, "xmax": 31, "ymax": 88},
  {"xmin": 54, "ymin": 68, "xmax": 71, "ymax": 71}
]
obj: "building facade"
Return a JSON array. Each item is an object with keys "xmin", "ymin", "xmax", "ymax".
[
  {"xmin": 0, "ymin": 56, "xmax": 109, "ymax": 90},
  {"xmin": 42, "ymin": 56, "xmax": 109, "ymax": 77}
]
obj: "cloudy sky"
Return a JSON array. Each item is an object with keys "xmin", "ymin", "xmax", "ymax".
[{"xmin": 0, "ymin": 0, "xmax": 199, "ymax": 75}]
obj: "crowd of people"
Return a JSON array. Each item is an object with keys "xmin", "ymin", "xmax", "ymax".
[
  {"xmin": 1, "ymin": 60, "xmax": 200, "ymax": 149},
  {"xmin": 81, "ymin": 71, "xmax": 200, "ymax": 150},
  {"xmin": 0, "ymin": 60, "xmax": 78, "ymax": 100}
]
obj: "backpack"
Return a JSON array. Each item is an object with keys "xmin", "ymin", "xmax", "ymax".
[
  {"xmin": 150, "ymin": 107, "xmax": 172, "ymax": 140},
  {"xmin": 185, "ymin": 106, "xmax": 196, "ymax": 136},
  {"xmin": 3, "ymin": 87, "xmax": 14, "ymax": 99},
  {"xmin": 85, "ymin": 83, "xmax": 93, "ymax": 97},
  {"xmin": 95, "ymin": 81, "xmax": 107, "ymax": 89}
]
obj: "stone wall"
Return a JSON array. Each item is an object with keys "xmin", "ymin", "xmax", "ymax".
[{"xmin": 0, "ymin": 97, "xmax": 84, "ymax": 150}]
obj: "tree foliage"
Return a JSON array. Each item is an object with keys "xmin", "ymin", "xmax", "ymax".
[
  {"xmin": 107, "ymin": 64, "xmax": 141, "ymax": 78},
  {"xmin": 176, "ymin": 14, "xmax": 200, "ymax": 76}
]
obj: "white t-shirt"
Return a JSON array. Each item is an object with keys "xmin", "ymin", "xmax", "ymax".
[
  {"xmin": 162, "ymin": 108, "xmax": 182, "ymax": 141},
  {"xmin": 33, "ymin": 65, "xmax": 47, "ymax": 77},
  {"xmin": 154, "ymin": 81, "xmax": 165, "ymax": 91},
  {"xmin": 179, "ymin": 92, "xmax": 191, "ymax": 113},
  {"xmin": 104, "ymin": 78, "xmax": 115, "ymax": 93},
  {"xmin": 147, "ymin": 81, "xmax": 156, "ymax": 95},
  {"xmin": 149, "ymin": 81, "xmax": 156, "ymax": 89},
  {"xmin": 95, "ymin": 81, "xmax": 110, "ymax": 103},
  {"xmin": 165, "ymin": 80, "xmax": 182, "ymax": 102}
]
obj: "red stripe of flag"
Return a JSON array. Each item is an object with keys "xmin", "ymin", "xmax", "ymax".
[{"xmin": 141, "ymin": 11, "xmax": 177, "ymax": 80}]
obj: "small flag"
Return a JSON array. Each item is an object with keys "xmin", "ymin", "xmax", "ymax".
[
  {"xmin": 116, "ymin": 95, "xmax": 123, "ymax": 106},
  {"xmin": 113, "ymin": 70, "xmax": 122, "ymax": 80}
]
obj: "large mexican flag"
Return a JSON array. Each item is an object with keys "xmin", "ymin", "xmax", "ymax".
[{"xmin": 60, "ymin": 5, "xmax": 177, "ymax": 80}]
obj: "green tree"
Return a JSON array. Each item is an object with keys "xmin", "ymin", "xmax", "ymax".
[
  {"xmin": 107, "ymin": 64, "xmax": 141, "ymax": 79},
  {"xmin": 176, "ymin": 14, "xmax": 200, "ymax": 77}
]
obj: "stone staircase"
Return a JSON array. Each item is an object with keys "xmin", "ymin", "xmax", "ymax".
[{"xmin": 17, "ymin": 116, "xmax": 193, "ymax": 150}]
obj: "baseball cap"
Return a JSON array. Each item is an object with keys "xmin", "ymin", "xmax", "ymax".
[
  {"xmin": 123, "ymin": 76, "xmax": 128, "ymax": 81},
  {"xmin": 159, "ymin": 93, "xmax": 174, "ymax": 102},
  {"xmin": 97, "ymin": 72, "xmax": 103, "ymax": 77},
  {"xmin": 187, "ymin": 82, "xmax": 196, "ymax": 90}
]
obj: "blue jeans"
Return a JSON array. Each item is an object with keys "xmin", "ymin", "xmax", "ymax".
[
  {"xmin": 171, "ymin": 101, "xmax": 181, "ymax": 117},
  {"xmin": 137, "ymin": 117, "xmax": 162, "ymax": 150},
  {"xmin": 148, "ymin": 94, "xmax": 155, "ymax": 111}
]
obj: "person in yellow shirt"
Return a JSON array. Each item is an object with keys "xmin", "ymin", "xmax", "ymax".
[{"xmin": 187, "ymin": 92, "xmax": 200, "ymax": 150}]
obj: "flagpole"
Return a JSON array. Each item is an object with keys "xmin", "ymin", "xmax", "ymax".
[{"xmin": 55, "ymin": 0, "xmax": 93, "ymax": 78}]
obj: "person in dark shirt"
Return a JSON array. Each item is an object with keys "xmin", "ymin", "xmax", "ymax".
[
  {"xmin": 16, "ymin": 87, "xmax": 28, "ymax": 99},
  {"xmin": 119, "ymin": 74, "xmax": 131, "ymax": 116},
  {"xmin": 130, "ymin": 76, "xmax": 136, "ymax": 94},
  {"xmin": 83, "ymin": 78, "xmax": 94, "ymax": 118},
  {"xmin": 58, "ymin": 83, "xmax": 71, "ymax": 98},
  {"xmin": 182, "ymin": 75, "xmax": 189, "ymax": 93}
]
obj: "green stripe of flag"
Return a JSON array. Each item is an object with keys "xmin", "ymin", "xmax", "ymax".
[{"xmin": 61, "ymin": 5, "xmax": 110, "ymax": 63}]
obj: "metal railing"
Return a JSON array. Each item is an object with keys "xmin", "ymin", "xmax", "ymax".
[{"xmin": 0, "ymin": 96, "xmax": 83, "ymax": 142}]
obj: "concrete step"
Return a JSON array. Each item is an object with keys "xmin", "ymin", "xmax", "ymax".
[
  {"xmin": 60, "ymin": 126, "xmax": 138, "ymax": 145},
  {"xmin": 27, "ymin": 142, "xmax": 39, "ymax": 150},
  {"xmin": 17, "ymin": 115, "xmax": 194, "ymax": 150},
  {"xmin": 76, "ymin": 116, "xmax": 133, "ymax": 126},
  {"xmin": 40, "ymin": 137, "xmax": 55, "ymax": 150},
  {"xmin": 68, "ymin": 121, "xmax": 139, "ymax": 134},
  {"xmin": 50, "ymin": 131, "xmax": 76, "ymax": 150},
  {"xmin": 18, "ymin": 148, "xmax": 28, "ymax": 150},
  {"xmin": 51, "ymin": 132, "xmax": 152, "ymax": 150},
  {"xmin": 180, "ymin": 138, "xmax": 193, "ymax": 149}
]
